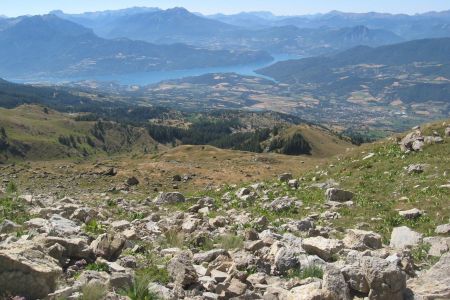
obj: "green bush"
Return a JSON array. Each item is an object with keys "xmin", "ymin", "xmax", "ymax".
[
  {"xmin": 288, "ymin": 265, "xmax": 324, "ymax": 279},
  {"xmin": 83, "ymin": 219, "xmax": 105, "ymax": 236},
  {"xmin": 86, "ymin": 262, "xmax": 110, "ymax": 273},
  {"xmin": 0, "ymin": 197, "xmax": 29, "ymax": 224},
  {"xmin": 121, "ymin": 271, "xmax": 161, "ymax": 300},
  {"xmin": 5, "ymin": 181, "xmax": 18, "ymax": 194}
]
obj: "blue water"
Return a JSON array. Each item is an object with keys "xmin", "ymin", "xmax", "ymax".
[{"xmin": 13, "ymin": 54, "xmax": 301, "ymax": 86}]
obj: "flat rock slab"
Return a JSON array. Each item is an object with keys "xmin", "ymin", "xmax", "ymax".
[{"xmin": 390, "ymin": 226, "xmax": 423, "ymax": 249}]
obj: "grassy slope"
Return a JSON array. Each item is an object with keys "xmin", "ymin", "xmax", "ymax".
[
  {"xmin": 282, "ymin": 125, "xmax": 352, "ymax": 157},
  {"xmin": 0, "ymin": 105, "xmax": 158, "ymax": 161}
]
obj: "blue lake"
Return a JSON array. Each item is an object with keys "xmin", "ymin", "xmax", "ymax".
[{"xmin": 13, "ymin": 54, "xmax": 301, "ymax": 86}]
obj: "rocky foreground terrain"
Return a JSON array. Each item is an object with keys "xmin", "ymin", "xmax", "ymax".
[{"xmin": 0, "ymin": 123, "xmax": 449, "ymax": 300}]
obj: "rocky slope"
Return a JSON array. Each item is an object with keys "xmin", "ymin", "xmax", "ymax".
[{"xmin": 0, "ymin": 122, "xmax": 449, "ymax": 299}]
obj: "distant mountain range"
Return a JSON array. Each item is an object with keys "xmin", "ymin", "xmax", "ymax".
[
  {"xmin": 3, "ymin": 7, "xmax": 450, "ymax": 80},
  {"xmin": 54, "ymin": 7, "xmax": 237, "ymax": 43},
  {"xmin": 207, "ymin": 10, "xmax": 450, "ymax": 40},
  {"xmin": 0, "ymin": 14, "xmax": 271, "ymax": 78},
  {"xmin": 54, "ymin": 7, "xmax": 406, "ymax": 56}
]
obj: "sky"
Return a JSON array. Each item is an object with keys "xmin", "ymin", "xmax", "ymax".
[{"xmin": 1, "ymin": 0, "xmax": 449, "ymax": 17}]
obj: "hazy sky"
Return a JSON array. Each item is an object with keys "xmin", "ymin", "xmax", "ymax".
[{"xmin": 1, "ymin": 0, "xmax": 450, "ymax": 17}]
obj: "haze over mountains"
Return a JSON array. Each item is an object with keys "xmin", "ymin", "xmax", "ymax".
[
  {"xmin": 54, "ymin": 7, "xmax": 405, "ymax": 55},
  {"xmin": 0, "ymin": 6, "xmax": 450, "ymax": 80},
  {"xmin": 0, "ymin": 5, "xmax": 449, "ymax": 132},
  {"xmin": 0, "ymin": 14, "xmax": 270, "ymax": 78}
]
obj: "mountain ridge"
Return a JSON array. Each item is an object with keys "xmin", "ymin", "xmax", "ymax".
[{"xmin": 0, "ymin": 14, "xmax": 272, "ymax": 78}]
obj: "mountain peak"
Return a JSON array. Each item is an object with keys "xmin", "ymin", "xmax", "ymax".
[{"xmin": 165, "ymin": 7, "xmax": 190, "ymax": 15}]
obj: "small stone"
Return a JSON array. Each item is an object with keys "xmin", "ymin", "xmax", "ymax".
[
  {"xmin": 406, "ymin": 164, "xmax": 426, "ymax": 174},
  {"xmin": 193, "ymin": 249, "xmax": 228, "ymax": 264},
  {"xmin": 210, "ymin": 269, "xmax": 228, "ymax": 283},
  {"xmin": 288, "ymin": 179, "xmax": 299, "ymax": 189},
  {"xmin": 244, "ymin": 240, "xmax": 264, "ymax": 252},
  {"xmin": 399, "ymin": 208, "xmax": 422, "ymax": 219},
  {"xmin": 209, "ymin": 216, "xmax": 226, "ymax": 228},
  {"xmin": 126, "ymin": 176, "xmax": 139, "ymax": 186},
  {"xmin": 325, "ymin": 188, "xmax": 354, "ymax": 202},
  {"xmin": 436, "ymin": 224, "xmax": 450, "ymax": 234},
  {"xmin": 111, "ymin": 220, "xmax": 131, "ymax": 230},
  {"xmin": 278, "ymin": 173, "xmax": 293, "ymax": 182},
  {"xmin": 235, "ymin": 187, "xmax": 252, "ymax": 200}
]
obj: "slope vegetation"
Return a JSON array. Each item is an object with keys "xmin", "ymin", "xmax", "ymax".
[{"xmin": 0, "ymin": 105, "xmax": 158, "ymax": 161}]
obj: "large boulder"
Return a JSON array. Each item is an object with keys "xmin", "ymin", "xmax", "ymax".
[
  {"xmin": 167, "ymin": 251, "xmax": 198, "ymax": 288},
  {"xmin": 44, "ymin": 236, "xmax": 94, "ymax": 261},
  {"xmin": 389, "ymin": 226, "xmax": 422, "ymax": 249},
  {"xmin": 302, "ymin": 236, "xmax": 344, "ymax": 261},
  {"xmin": 325, "ymin": 188, "xmax": 354, "ymax": 202},
  {"xmin": 90, "ymin": 233, "xmax": 126, "ymax": 261},
  {"xmin": 406, "ymin": 253, "xmax": 450, "ymax": 299},
  {"xmin": 361, "ymin": 256, "xmax": 406, "ymax": 300},
  {"xmin": 154, "ymin": 192, "xmax": 186, "ymax": 205},
  {"xmin": 343, "ymin": 229, "xmax": 382, "ymax": 250},
  {"xmin": 0, "ymin": 243, "xmax": 62, "ymax": 299}
]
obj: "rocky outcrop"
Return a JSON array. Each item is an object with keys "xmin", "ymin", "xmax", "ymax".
[{"xmin": 0, "ymin": 242, "xmax": 62, "ymax": 299}]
